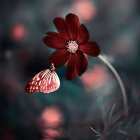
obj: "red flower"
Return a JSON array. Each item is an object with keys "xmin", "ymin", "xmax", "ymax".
[{"xmin": 43, "ymin": 13, "xmax": 100, "ymax": 80}]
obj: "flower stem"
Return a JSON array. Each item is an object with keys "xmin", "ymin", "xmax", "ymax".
[{"xmin": 98, "ymin": 55, "xmax": 128, "ymax": 117}]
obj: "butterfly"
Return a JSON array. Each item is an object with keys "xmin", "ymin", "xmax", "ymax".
[{"xmin": 25, "ymin": 64, "xmax": 60, "ymax": 94}]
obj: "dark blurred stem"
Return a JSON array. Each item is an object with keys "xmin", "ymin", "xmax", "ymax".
[{"xmin": 98, "ymin": 55, "xmax": 128, "ymax": 117}]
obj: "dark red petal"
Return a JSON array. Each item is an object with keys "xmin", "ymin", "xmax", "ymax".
[
  {"xmin": 43, "ymin": 36, "xmax": 66, "ymax": 49},
  {"xmin": 66, "ymin": 13, "xmax": 80, "ymax": 40},
  {"xmin": 79, "ymin": 42, "xmax": 100, "ymax": 57},
  {"xmin": 49, "ymin": 49, "xmax": 70, "ymax": 68},
  {"xmin": 76, "ymin": 51, "xmax": 88, "ymax": 76},
  {"xmin": 47, "ymin": 32, "xmax": 67, "ymax": 41},
  {"xmin": 77, "ymin": 24, "xmax": 89, "ymax": 44},
  {"xmin": 47, "ymin": 32, "xmax": 63, "ymax": 38},
  {"xmin": 66, "ymin": 54, "xmax": 77, "ymax": 80},
  {"xmin": 53, "ymin": 17, "xmax": 70, "ymax": 40}
]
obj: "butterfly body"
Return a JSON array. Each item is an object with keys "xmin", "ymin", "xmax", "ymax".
[{"xmin": 25, "ymin": 68, "xmax": 60, "ymax": 94}]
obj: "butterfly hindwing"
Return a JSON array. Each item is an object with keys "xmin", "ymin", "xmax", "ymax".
[{"xmin": 25, "ymin": 70, "xmax": 45, "ymax": 93}]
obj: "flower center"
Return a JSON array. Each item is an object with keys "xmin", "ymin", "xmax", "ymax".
[{"xmin": 66, "ymin": 41, "xmax": 78, "ymax": 53}]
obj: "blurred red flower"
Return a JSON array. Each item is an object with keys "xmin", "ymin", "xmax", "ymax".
[{"xmin": 43, "ymin": 13, "xmax": 100, "ymax": 80}]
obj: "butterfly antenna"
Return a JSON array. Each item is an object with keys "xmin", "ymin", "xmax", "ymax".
[{"xmin": 50, "ymin": 63, "xmax": 55, "ymax": 71}]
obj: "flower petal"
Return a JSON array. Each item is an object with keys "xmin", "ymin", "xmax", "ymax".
[
  {"xmin": 49, "ymin": 49, "xmax": 70, "ymax": 68},
  {"xmin": 47, "ymin": 32, "xmax": 62, "ymax": 38},
  {"xmin": 43, "ymin": 36, "xmax": 67, "ymax": 49},
  {"xmin": 76, "ymin": 51, "xmax": 88, "ymax": 76},
  {"xmin": 53, "ymin": 17, "xmax": 70, "ymax": 40},
  {"xmin": 66, "ymin": 54, "xmax": 77, "ymax": 80},
  {"xmin": 77, "ymin": 24, "xmax": 89, "ymax": 44},
  {"xmin": 66, "ymin": 13, "xmax": 80, "ymax": 40},
  {"xmin": 47, "ymin": 32, "xmax": 67, "ymax": 41},
  {"xmin": 80, "ymin": 42, "xmax": 100, "ymax": 57}
]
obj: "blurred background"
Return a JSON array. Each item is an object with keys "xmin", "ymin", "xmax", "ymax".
[{"xmin": 0, "ymin": 0, "xmax": 140, "ymax": 139}]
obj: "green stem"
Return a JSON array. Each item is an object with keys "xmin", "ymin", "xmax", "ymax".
[{"xmin": 98, "ymin": 55, "xmax": 128, "ymax": 117}]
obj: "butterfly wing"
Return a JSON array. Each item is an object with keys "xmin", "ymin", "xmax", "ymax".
[
  {"xmin": 25, "ymin": 70, "xmax": 45, "ymax": 94},
  {"xmin": 25, "ymin": 69, "xmax": 60, "ymax": 94},
  {"xmin": 39, "ymin": 70, "xmax": 60, "ymax": 93}
]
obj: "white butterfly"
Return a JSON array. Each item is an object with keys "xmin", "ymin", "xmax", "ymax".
[{"xmin": 25, "ymin": 64, "xmax": 60, "ymax": 94}]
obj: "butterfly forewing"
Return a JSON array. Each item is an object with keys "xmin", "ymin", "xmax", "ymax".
[{"xmin": 25, "ymin": 69, "xmax": 60, "ymax": 94}]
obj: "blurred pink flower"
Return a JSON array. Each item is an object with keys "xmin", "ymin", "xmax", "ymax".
[
  {"xmin": 40, "ymin": 106, "xmax": 64, "ymax": 140},
  {"xmin": 81, "ymin": 65, "xmax": 108, "ymax": 91},
  {"xmin": 11, "ymin": 24, "xmax": 26, "ymax": 40},
  {"xmin": 41, "ymin": 106, "xmax": 63, "ymax": 126},
  {"xmin": 73, "ymin": 0, "xmax": 96, "ymax": 21}
]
